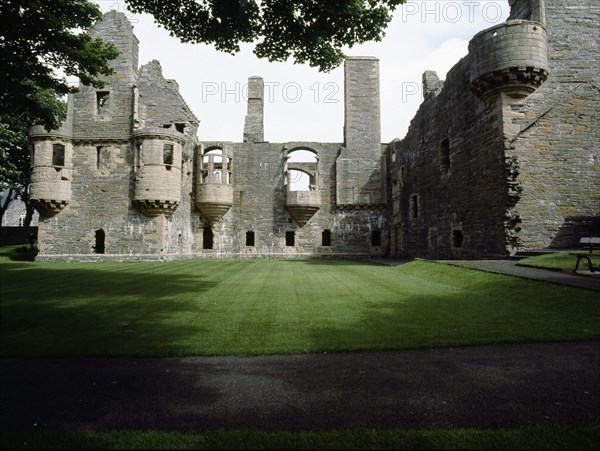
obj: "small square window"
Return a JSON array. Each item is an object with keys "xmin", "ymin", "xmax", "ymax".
[
  {"xmin": 285, "ymin": 231, "xmax": 295, "ymax": 247},
  {"xmin": 452, "ymin": 229, "xmax": 464, "ymax": 248},
  {"xmin": 322, "ymin": 229, "xmax": 332, "ymax": 247},
  {"xmin": 371, "ymin": 230, "xmax": 381, "ymax": 247},
  {"xmin": 52, "ymin": 144, "xmax": 65, "ymax": 166},
  {"xmin": 96, "ymin": 91, "xmax": 109, "ymax": 114}
]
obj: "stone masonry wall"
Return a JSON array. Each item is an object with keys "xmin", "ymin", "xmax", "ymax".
[
  {"xmin": 387, "ymin": 59, "xmax": 508, "ymax": 259},
  {"xmin": 505, "ymin": 0, "xmax": 600, "ymax": 248}
]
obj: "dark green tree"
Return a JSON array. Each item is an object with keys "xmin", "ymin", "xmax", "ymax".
[
  {"xmin": 0, "ymin": 0, "xmax": 119, "ymax": 224},
  {"xmin": 125, "ymin": 0, "xmax": 405, "ymax": 72}
]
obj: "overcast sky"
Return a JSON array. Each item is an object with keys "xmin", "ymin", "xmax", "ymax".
[{"xmin": 94, "ymin": 1, "xmax": 509, "ymax": 143}]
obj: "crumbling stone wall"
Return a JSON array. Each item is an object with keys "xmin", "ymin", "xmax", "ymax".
[{"xmin": 386, "ymin": 0, "xmax": 598, "ymax": 258}]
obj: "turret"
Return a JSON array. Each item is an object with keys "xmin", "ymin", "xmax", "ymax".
[
  {"xmin": 133, "ymin": 127, "xmax": 184, "ymax": 216},
  {"xmin": 469, "ymin": 20, "xmax": 548, "ymax": 103},
  {"xmin": 28, "ymin": 97, "xmax": 74, "ymax": 216}
]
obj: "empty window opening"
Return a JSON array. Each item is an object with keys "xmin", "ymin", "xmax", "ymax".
[
  {"xmin": 163, "ymin": 144, "xmax": 174, "ymax": 169},
  {"xmin": 391, "ymin": 149, "xmax": 396, "ymax": 162},
  {"xmin": 52, "ymin": 144, "xmax": 65, "ymax": 166},
  {"xmin": 452, "ymin": 229, "xmax": 464, "ymax": 248},
  {"xmin": 94, "ymin": 229, "xmax": 105, "ymax": 254},
  {"xmin": 175, "ymin": 123, "xmax": 185, "ymax": 133},
  {"xmin": 322, "ymin": 229, "xmax": 332, "ymax": 247},
  {"xmin": 96, "ymin": 91, "xmax": 109, "ymax": 114},
  {"xmin": 203, "ymin": 227, "xmax": 213, "ymax": 250},
  {"xmin": 96, "ymin": 146, "xmax": 102, "ymax": 170},
  {"xmin": 287, "ymin": 149, "xmax": 317, "ymax": 163},
  {"xmin": 440, "ymin": 138, "xmax": 450, "ymax": 172},
  {"xmin": 286, "ymin": 231, "xmax": 295, "ymax": 247},
  {"xmin": 371, "ymin": 230, "xmax": 382, "ymax": 247},
  {"xmin": 203, "ymin": 148, "xmax": 224, "ymax": 183},
  {"xmin": 288, "ymin": 169, "xmax": 311, "ymax": 191},
  {"xmin": 410, "ymin": 194, "xmax": 419, "ymax": 219},
  {"xmin": 400, "ymin": 166, "xmax": 406, "ymax": 185},
  {"xmin": 246, "ymin": 231, "xmax": 255, "ymax": 247}
]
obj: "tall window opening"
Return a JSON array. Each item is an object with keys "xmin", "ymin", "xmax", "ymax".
[
  {"xmin": 371, "ymin": 230, "xmax": 381, "ymax": 247},
  {"xmin": 322, "ymin": 229, "xmax": 332, "ymax": 246},
  {"xmin": 163, "ymin": 144, "xmax": 174, "ymax": 169},
  {"xmin": 246, "ymin": 231, "xmax": 255, "ymax": 247},
  {"xmin": 286, "ymin": 149, "xmax": 317, "ymax": 191},
  {"xmin": 202, "ymin": 148, "xmax": 224, "ymax": 183},
  {"xmin": 96, "ymin": 91, "xmax": 109, "ymax": 113},
  {"xmin": 203, "ymin": 227, "xmax": 213, "ymax": 250},
  {"xmin": 410, "ymin": 194, "xmax": 419, "ymax": 219},
  {"xmin": 440, "ymin": 137, "xmax": 450, "ymax": 173},
  {"xmin": 94, "ymin": 229, "xmax": 105, "ymax": 254},
  {"xmin": 96, "ymin": 146, "xmax": 102, "ymax": 170},
  {"xmin": 286, "ymin": 231, "xmax": 295, "ymax": 247},
  {"xmin": 52, "ymin": 144, "xmax": 65, "ymax": 167}
]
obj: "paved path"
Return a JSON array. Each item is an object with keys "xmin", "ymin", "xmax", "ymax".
[{"xmin": 1, "ymin": 341, "xmax": 599, "ymax": 432}]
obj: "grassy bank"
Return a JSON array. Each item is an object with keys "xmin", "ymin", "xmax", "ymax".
[{"xmin": 517, "ymin": 251, "xmax": 599, "ymax": 272}]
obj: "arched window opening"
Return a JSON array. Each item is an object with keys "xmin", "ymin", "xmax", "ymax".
[
  {"xmin": 202, "ymin": 148, "xmax": 225, "ymax": 184},
  {"xmin": 287, "ymin": 149, "xmax": 317, "ymax": 163},
  {"xmin": 288, "ymin": 169, "xmax": 311, "ymax": 191},
  {"xmin": 94, "ymin": 229, "xmax": 105, "ymax": 254}
]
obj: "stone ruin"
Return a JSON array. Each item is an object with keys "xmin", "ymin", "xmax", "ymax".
[{"xmin": 29, "ymin": 0, "xmax": 599, "ymax": 261}]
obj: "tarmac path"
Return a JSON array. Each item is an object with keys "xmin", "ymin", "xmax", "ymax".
[{"xmin": 1, "ymin": 341, "xmax": 599, "ymax": 432}]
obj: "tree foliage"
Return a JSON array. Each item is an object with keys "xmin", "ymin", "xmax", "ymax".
[
  {"xmin": 0, "ymin": 0, "xmax": 119, "ymax": 130},
  {"xmin": 125, "ymin": 0, "xmax": 405, "ymax": 72},
  {"xmin": 0, "ymin": 0, "xmax": 119, "ymax": 223}
]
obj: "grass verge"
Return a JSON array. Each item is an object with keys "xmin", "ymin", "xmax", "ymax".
[
  {"xmin": 517, "ymin": 252, "xmax": 600, "ymax": 272},
  {"xmin": 1, "ymin": 251, "xmax": 599, "ymax": 357},
  {"xmin": 1, "ymin": 425, "xmax": 599, "ymax": 450}
]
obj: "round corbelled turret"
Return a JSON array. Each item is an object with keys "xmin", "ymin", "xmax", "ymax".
[
  {"xmin": 29, "ymin": 130, "xmax": 73, "ymax": 216},
  {"xmin": 133, "ymin": 127, "xmax": 184, "ymax": 217},
  {"xmin": 469, "ymin": 20, "xmax": 548, "ymax": 102}
]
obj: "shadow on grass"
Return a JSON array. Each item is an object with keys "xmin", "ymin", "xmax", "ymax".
[
  {"xmin": 0, "ymin": 245, "xmax": 38, "ymax": 262},
  {"xmin": 0, "ymin": 262, "xmax": 221, "ymax": 357}
]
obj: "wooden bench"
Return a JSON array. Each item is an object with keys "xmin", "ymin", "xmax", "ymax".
[{"xmin": 570, "ymin": 237, "xmax": 600, "ymax": 273}]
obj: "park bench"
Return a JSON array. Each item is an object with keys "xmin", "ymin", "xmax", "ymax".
[{"xmin": 570, "ymin": 237, "xmax": 600, "ymax": 273}]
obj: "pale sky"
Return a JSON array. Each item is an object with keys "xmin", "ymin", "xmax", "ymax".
[{"xmin": 94, "ymin": 1, "xmax": 509, "ymax": 143}]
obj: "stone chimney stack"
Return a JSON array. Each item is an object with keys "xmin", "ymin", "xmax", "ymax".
[{"xmin": 243, "ymin": 76, "xmax": 264, "ymax": 142}]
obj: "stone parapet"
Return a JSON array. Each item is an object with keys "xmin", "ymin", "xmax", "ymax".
[{"xmin": 469, "ymin": 20, "xmax": 548, "ymax": 101}]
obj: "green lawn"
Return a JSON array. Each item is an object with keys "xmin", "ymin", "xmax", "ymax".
[
  {"xmin": 2, "ymin": 425, "xmax": 599, "ymax": 450},
  {"xmin": 1, "ymin": 247, "xmax": 599, "ymax": 357},
  {"xmin": 517, "ymin": 251, "xmax": 600, "ymax": 272}
]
